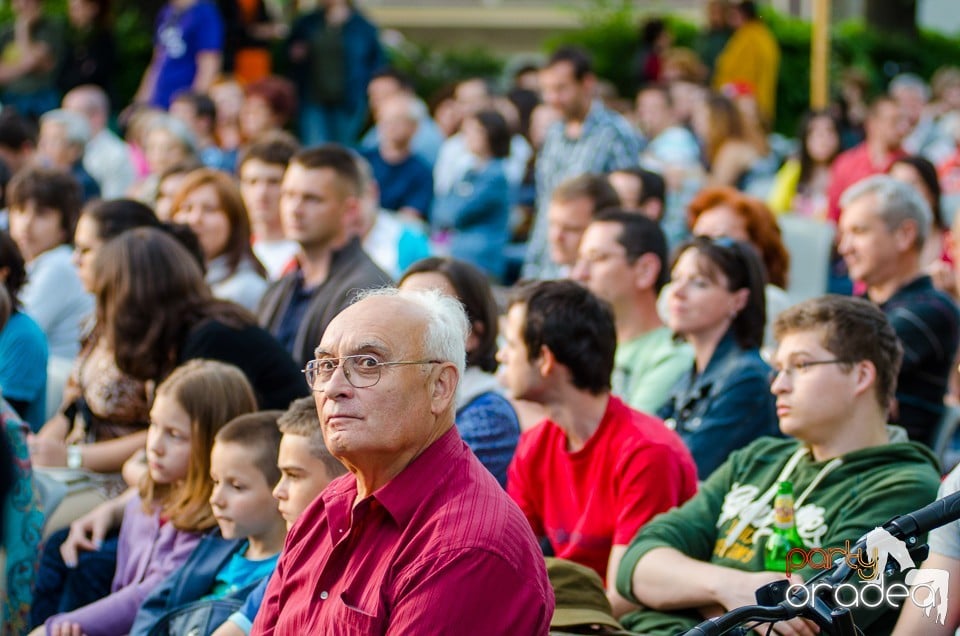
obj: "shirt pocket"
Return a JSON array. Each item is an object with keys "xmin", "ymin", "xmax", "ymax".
[{"xmin": 334, "ymin": 591, "xmax": 384, "ymax": 635}]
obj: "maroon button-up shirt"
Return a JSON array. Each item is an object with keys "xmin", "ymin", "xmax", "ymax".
[{"xmin": 251, "ymin": 426, "xmax": 555, "ymax": 635}]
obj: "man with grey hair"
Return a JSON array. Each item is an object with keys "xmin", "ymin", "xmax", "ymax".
[
  {"xmin": 252, "ymin": 288, "xmax": 554, "ymax": 634},
  {"xmin": 889, "ymin": 73, "xmax": 953, "ymax": 162},
  {"xmin": 37, "ymin": 109, "xmax": 100, "ymax": 202},
  {"xmin": 62, "ymin": 85, "xmax": 135, "ymax": 198},
  {"xmin": 839, "ymin": 174, "xmax": 959, "ymax": 444}
]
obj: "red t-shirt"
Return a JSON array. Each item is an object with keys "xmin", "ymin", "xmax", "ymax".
[
  {"xmin": 826, "ymin": 142, "xmax": 906, "ymax": 224},
  {"xmin": 507, "ymin": 395, "xmax": 698, "ymax": 581}
]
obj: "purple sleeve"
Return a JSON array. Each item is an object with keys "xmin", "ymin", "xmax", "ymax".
[{"xmin": 46, "ymin": 522, "xmax": 202, "ymax": 636}]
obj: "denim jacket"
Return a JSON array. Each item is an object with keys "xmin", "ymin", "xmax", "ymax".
[
  {"xmin": 130, "ymin": 530, "xmax": 252, "ymax": 636},
  {"xmin": 657, "ymin": 331, "xmax": 779, "ymax": 480}
]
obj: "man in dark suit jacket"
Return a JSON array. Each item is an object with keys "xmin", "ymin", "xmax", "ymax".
[{"xmin": 257, "ymin": 144, "xmax": 391, "ymax": 367}]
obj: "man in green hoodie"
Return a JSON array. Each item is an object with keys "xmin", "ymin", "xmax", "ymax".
[{"xmin": 616, "ymin": 295, "xmax": 941, "ymax": 635}]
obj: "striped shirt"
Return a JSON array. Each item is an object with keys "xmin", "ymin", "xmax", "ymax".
[
  {"xmin": 251, "ymin": 426, "xmax": 554, "ymax": 635},
  {"xmin": 872, "ymin": 275, "xmax": 960, "ymax": 444},
  {"xmin": 524, "ymin": 101, "xmax": 642, "ymax": 279}
]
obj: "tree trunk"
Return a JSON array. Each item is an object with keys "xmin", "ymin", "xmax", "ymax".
[{"xmin": 865, "ymin": 0, "xmax": 917, "ymax": 36}]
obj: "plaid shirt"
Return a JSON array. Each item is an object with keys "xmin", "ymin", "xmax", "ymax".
[{"xmin": 524, "ymin": 101, "xmax": 641, "ymax": 279}]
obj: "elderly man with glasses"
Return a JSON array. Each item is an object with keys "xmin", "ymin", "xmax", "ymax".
[{"xmin": 251, "ymin": 287, "xmax": 554, "ymax": 635}]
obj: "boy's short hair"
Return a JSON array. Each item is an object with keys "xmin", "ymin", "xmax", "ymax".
[
  {"xmin": 215, "ymin": 410, "xmax": 285, "ymax": 486},
  {"xmin": 277, "ymin": 397, "xmax": 346, "ymax": 480},
  {"xmin": 238, "ymin": 130, "xmax": 300, "ymax": 171},
  {"xmin": 7, "ymin": 166, "xmax": 82, "ymax": 241},
  {"xmin": 773, "ymin": 295, "xmax": 903, "ymax": 411}
]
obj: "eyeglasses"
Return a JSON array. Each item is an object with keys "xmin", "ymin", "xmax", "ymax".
[
  {"xmin": 303, "ymin": 355, "xmax": 444, "ymax": 390},
  {"xmin": 769, "ymin": 359, "xmax": 850, "ymax": 383}
]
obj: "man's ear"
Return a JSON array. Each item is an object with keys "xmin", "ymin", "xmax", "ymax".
[
  {"xmin": 893, "ymin": 219, "xmax": 920, "ymax": 253},
  {"xmin": 431, "ymin": 363, "xmax": 459, "ymax": 415},
  {"xmin": 340, "ymin": 195, "xmax": 362, "ymax": 236},
  {"xmin": 537, "ymin": 344, "xmax": 555, "ymax": 377},
  {"xmin": 633, "ymin": 252, "xmax": 661, "ymax": 291},
  {"xmin": 852, "ymin": 359, "xmax": 877, "ymax": 400}
]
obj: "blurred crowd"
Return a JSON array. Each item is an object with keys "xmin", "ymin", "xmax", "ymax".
[{"xmin": 3, "ymin": 0, "xmax": 960, "ymax": 634}]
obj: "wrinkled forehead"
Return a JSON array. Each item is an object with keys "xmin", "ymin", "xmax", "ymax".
[{"xmin": 315, "ymin": 296, "xmax": 427, "ymax": 358}]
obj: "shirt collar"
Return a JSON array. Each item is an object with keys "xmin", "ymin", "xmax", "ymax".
[{"xmin": 373, "ymin": 425, "xmax": 464, "ymax": 528}]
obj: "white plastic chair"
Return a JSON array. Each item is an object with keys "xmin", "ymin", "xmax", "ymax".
[{"xmin": 778, "ymin": 214, "xmax": 836, "ymax": 306}]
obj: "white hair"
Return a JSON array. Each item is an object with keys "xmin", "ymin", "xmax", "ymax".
[
  {"xmin": 889, "ymin": 73, "xmax": 931, "ymax": 101},
  {"xmin": 40, "ymin": 109, "xmax": 91, "ymax": 147},
  {"xmin": 147, "ymin": 113, "xmax": 198, "ymax": 154},
  {"xmin": 346, "ymin": 287, "xmax": 469, "ymax": 380},
  {"xmin": 839, "ymin": 174, "xmax": 932, "ymax": 249}
]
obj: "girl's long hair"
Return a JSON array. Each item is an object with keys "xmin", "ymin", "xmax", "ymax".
[{"xmin": 139, "ymin": 359, "xmax": 257, "ymax": 532}]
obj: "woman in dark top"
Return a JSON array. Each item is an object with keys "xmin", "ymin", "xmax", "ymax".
[
  {"xmin": 31, "ymin": 210, "xmax": 305, "ymax": 477},
  {"xmin": 94, "ymin": 227, "xmax": 306, "ymax": 411},
  {"xmin": 58, "ymin": 0, "xmax": 115, "ymax": 96}
]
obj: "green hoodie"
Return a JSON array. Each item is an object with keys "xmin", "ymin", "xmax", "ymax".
[{"xmin": 616, "ymin": 431, "xmax": 940, "ymax": 635}]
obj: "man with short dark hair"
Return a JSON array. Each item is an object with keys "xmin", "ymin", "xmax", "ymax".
[
  {"xmin": 838, "ymin": 174, "xmax": 960, "ymax": 444},
  {"xmin": 500, "ymin": 279, "xmax": 697, "ymax": 617},
  {"xmin": 606, "ymin": 167, "xmax": 667, "ymax": 221},
  {"xmin": 544, "ymin": 173, "xmax": 621, "ymax": 278},
  {"xmin": 571, "ymin": 211, "xmax": 692, "ymax": 413},
  {"xmin": 237, "ymin": 131, "xmax": 301, "ymax": 279},
  {"xmin": 617, "ymin": 295, "xmax": 941, "ymax": 636},
  {"xmin": 524, "ymin": 46, "xmax": 641, "ymax": 279},
  {"xmin": 827, "ymin": 97, "xmax": 908, "ymax": 223},
  {"xmin": 169, "ymin": 90, "xmax": 233, "ymax": 171},
  {"xmin": 256, "ymin": 144, "xmax": 391, "ymax": 367}
]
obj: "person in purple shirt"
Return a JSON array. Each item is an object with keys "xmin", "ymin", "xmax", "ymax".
[
  {"xmin": 252, "ymin": 288, "xmax": 554, "ymax": 634},
  {"xmin": 134, "ymin": 0, "xmax": 224, "ymax": 109}
]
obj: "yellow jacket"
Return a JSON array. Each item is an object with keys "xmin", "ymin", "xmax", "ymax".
[{"xmin": 713, "ymin": 20, "xmax": 781, "ymax": 123}]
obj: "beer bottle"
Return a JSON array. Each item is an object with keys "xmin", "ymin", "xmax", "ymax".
[{"xmin": 764, "ymin": 481, "xmax": 805, "ymax": 574}]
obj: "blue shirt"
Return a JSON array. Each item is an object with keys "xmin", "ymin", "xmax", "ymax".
[
  {"xmin": 273, "ymin": 271, "xmax": 315, "ymax": 360},
  {"xmin": 205, "ymin": 541, "xmax": 279, "ymax": 600},
  {"xmin": 361, "ymin": 149, "xmax": 434, "ymax": 218},
  {"xmin": 229, "ymin": 575, "xmax": 270, "ymax": 634},
  {"xmin": 151, "ymin": 0, "xmax": 224, "ymax": 109},
  {"xmin": 431, "ymin": 159, "xmax": 511, "ymax": 281},
  {"xmin": 0, "ymin": 312, "xmax": 48, "ymax": 431}
]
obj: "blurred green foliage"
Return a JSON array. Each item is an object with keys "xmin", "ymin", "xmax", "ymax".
[{"xmin": 15, "ymin": 0, "xmax": 960, "ymax": 138}]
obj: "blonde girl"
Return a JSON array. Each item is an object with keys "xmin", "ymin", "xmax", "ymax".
[{"xmin": 30, "ymin": 360, "xmax": 257, "ymax": 636}]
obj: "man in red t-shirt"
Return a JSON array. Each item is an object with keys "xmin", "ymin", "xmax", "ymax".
[
  {"xmin": 499, "ymin": 279, "xmax": 698, "ymax": 618},
  {"xmin": 826, "ymin": 96, "xmax": 907, "ymax": 224}
]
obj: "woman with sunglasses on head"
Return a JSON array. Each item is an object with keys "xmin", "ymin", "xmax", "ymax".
[{"xmin": 659, "ymin": 236, "xmax": 779, "ymax": 480}]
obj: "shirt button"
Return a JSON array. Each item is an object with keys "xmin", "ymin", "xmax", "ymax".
[{"xmin": 320, "ymin": 591, "xmax": 329, "ymax": 600}]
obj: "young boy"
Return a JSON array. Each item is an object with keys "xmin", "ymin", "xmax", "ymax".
[
  {"xmin": 130, "ymin": 411, "xmax": 288, "ymax": 635},
  {"xmin": 213, "ymin": 397, "xmax": 347, "ymax": 636}
]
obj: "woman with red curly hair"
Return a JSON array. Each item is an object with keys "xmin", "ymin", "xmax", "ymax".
[{"xmin": 687, "ymin": 186, "xmax": 791, "ymax": 350}]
